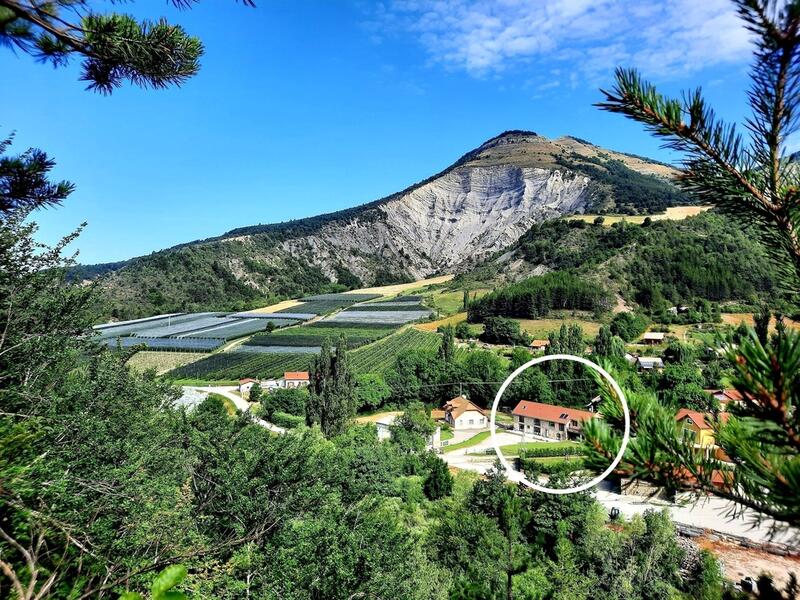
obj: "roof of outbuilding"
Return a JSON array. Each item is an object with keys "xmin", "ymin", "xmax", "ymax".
[{"xmin": 443, "ymin": 395, "xmax": 486, "ymax": 419}]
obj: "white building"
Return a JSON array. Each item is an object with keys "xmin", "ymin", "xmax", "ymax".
[{"xmin": 441, "ymin": 396, "xmax": 487, "ymax": 430}]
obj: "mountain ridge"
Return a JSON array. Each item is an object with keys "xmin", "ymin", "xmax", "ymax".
[{"xmin": 80, "ymin": 131, "xmax": 691, "ymax": 319}]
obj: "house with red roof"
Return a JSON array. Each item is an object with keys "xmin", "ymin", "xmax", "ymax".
[
  {"xmin": 283, "ymin": 371, "xmax": 310, "ymax": 389},
  {"xmin": 511, "ymin": 400, "xmax": 597, "ymax": 441}
]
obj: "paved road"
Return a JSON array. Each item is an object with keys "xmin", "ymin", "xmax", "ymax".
[
  {"xmin": 439, "ymin": 431, "xmax": 799, "ymax": 547},
  {"xmin": 183, "ymin": 386, "xmax": 286, "ymax": 434}
]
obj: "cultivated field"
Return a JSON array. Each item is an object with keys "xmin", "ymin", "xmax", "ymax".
[
  {"xmin": 517, "ymin": 316, "xmax": 603, "ymax": 338},
  {"xmin": 566, "ymin": 205, "xmax": 711, "ymax": 226},
  {"xmin": 415, "ymin": 312, "xmax": 468, "ymax": 331},
  {"xmin": 342, "ymin": 274, "xmax": 454, "ymax": 297},
  {"xmin": 127, "ymin": 351, "xmax": 206, "ymax": 375},
  {"xmin": 721, "ymin": 312, "xmax": 800, "ymax": 331}
]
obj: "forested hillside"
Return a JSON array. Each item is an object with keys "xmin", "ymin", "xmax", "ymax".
[{"xmin": 466, "ymin": 211, "xmax": 788, "ymax": 314}]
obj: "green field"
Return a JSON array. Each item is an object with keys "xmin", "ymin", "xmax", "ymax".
[
  {"xmin": 245, "ymin": 325, "xmax": 391, "ymax": 349},
  {"xmin": 442, "ymin": 431, "xmax": 491, "ymax": 453},
  {"xmin": 166, "ymin": 327, "xmax": 443, "ymax": 380},
  {"xmin": 499, "ymin": 440, "xmax": 580, "ymax": 456},
  {"xmin": 349, "ymin": 328, "xmax": 442, "ymax": 375},
  {"xmin": 126, "ymin": 351, "xmax": 207, "ymax": 375},
  {"xmin": 168, "ymin": 352, "xmax": 313, "ymax": 381}
]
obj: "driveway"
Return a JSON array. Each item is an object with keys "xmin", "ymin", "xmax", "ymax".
[{"xmin": 184, "ymin": 386, "xmax": 286, "ymax": 434}]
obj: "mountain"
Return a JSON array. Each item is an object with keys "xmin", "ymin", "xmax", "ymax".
[{"xmin": 87, "ymin": 131, "xmax": 690, "ymax": 319}]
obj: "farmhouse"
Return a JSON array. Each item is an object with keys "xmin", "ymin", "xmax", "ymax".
[
  {"xmin": 635, "ymin": 356, "xmax": 664, "ymax": 371},
  {"xmin": 512, "ymin": 400, "xmax": 596, "ymax": 441},
  {"xmin": 530, "ymin": 339, "xmax": 550, "ymax": 352},
  {"xmin": 441, "ymin": 396, "xmax": 487, "ymax": 430},
  {"xmin": 642, "ymin": 331, "xmax": 665, "ymax": 345},
  {"xmin": 284, "ymin": 371, "xmax": 310, "ymax": 388}
]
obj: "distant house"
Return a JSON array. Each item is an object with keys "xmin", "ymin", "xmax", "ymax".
[
  {"xmin": 642, "ymin": 331, "xmax": 665, "ymax": 345},
  {"xmin": 586, "ymin": 395, "xmax": 603, "ymax": 413},
  {"xmin": 675, "ymin": 408, "xmax": 730, "ymax": 460},
  {"xmin": 512, "ymin": 400, "xmax": 596, "ymax": 441},
  {"xmin": 635, "ymin": 356, "xmax": 664, "ymax": 371},
  {"xmin": 283, "ymin": 371, "xmax": 310, "ymax": 389},
  {"xmin": 238, "ymin": 378, "xmax": 259, "ymax": 394},
  {"xmin": 375, "ymin": 413, "xmax": 442, "ymax": 449},
  {"xmin": 442, "ymin": 396, "xmax": 487, "ymax": 430},
  {"xmin": 707, "ymin": 388, "xmax": 745, "ymax": 408},
  {"xmin": 530, "ymin": 339, "xmax": 550, "ymax": 353}
]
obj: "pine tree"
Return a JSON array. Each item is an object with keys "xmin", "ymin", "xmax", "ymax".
[
  {"xmin": 462, "ymin": 289, "xmax": 470, "ymax": 312},
  {"xmin": 593, "ymin": 326, "xmax": 613, "ymax": 357},
  {"xmin": 0, "ymin": 0, "xmax": 253, "ymax": 93},
  {"xmin": 585, "ymin": 0, "xmax": 800, "ymax": 529},
  {"xmin": 423, "ymin": 455, "xmax": 453, "ymax": 500}
]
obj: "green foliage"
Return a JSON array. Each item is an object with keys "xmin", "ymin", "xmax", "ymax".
[
  {"xmin": 556, "ymin": 152, "xmax": 690, "ymax": 214},
  {"xmin": 454, "ymin": 320, "xmax": 476, "ymax": 339},
  {"xmin": 260, "ymin": 387, "xmax": 307, "ymax": 418},
  {"xmin": 469, "ymin": 271, "xmax": 613, "ymax": 321},
  {"xmin": 515, "ymin": 213, "xmax": 788, "ymax": 308},
  {"xmin": 248, "ymin": 382, "xmax": 263, "ymax": 403},
  {"xmin": 390, "ymin": 402, "xmax": 435, "ymax": 453},
  {"xmin": 120, "ymin": 565, "xmax": 188, "ymax": 600},
  {"xmin": 480, "ymin": 316, "xmax": 529, "ymax": 345},
  {"xmin": 0, "ymin": 133, "xmax": 75, "ymax": 213},
  {"xmin": 1, "ymin": 1, "xmax": 243, "ymax": 93},
  {"xmin": 168, "ymin": 351, "xmax": 313, "ymax": 381},
  {"xmin": 307, "ymin": 335, "xmax": 356, "ymax": 437},
  {"xmin": 270, "ymin": 411, "xmax": 305, "ymax": 429},
  {"xmin": 354, "ymin": 373, "xmax": 391, "ymax": 411},
  {"xmin": 423, "ymin": 455, "xmax": 453, "ymax": 500},
  {"xmin": 610, "ymin": 311, "xmax": 649, "ymax": 342}
]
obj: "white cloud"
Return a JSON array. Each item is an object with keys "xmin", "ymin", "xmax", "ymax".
[{"xmin": 372, "ymin": 0, "xmax": 754, "ymax": 84}]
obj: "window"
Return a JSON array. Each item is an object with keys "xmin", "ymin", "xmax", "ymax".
[
  {"xmin": 480, "ymin": 418, "xmax": 485, "ymax": 425},
  {"xmin": 559, "ymin": 424, "xmax": 565, "ymax": 431},
  {"xmin": 571, "ymin": 420, "xmax": 578, "ymax": 427},
  {"xmin": 534, "ymin": 418, "xmax": 540, "ymax": 425},
  {"xmin": 469, "ymin": 419, "xmax": 474, "ymax": 425}
]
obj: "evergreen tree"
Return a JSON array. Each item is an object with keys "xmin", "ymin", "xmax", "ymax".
[
  {"xmin": 755, "ymin": 304, "xmax": 772, "ymax": 345},
  {"xmin": 593, "ymin": 326, "xmax": 613, "ymax": 357},
  {"xmin": 0, "ymin": 0, "xmax": 253, "ymax": 93},
  {"xmin": 463, "ymin": 289, "xmax": 470, "ymax": 312},
  {"xmin": 585, "ymin": 0, "xmax": 800, "ymax": 528},
  {"xmin": 438, "ymin": 324, "xmax": 456, "ymax": 363},
  {"xmin": 423, "ymin": 454, "xmax": 453, "ymax": 500},
  {"xmin": 306, "ymin": 335, "xmax": 356, "ymax": 438}
]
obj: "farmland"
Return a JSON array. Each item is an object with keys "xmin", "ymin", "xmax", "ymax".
[
  {"xmin": 325, "ymin": 309, "xmax": 431, "ymax": 325},
  {"xmin": 166, "ymin": 327, "xmax": 444, "ymax": 380},
  {"xmin": 348, "ymin": 328, "xmax": 442, "ymax": 375},
  {"xmin": 245, "ymin": 325, "xmax": 391, "ymax": 349},
  {"xmin": 566, "ymin": 205, "xmax": 712, "ymax": 226},
  {"xmin": 168, "ymin": 351, "xmax": 313, "ymax": 381},
  {"xmin": 126, "ymin": 351, "xmax": 206, "ymax": 374}
]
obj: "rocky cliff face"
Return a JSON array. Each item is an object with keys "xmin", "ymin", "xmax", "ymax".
[
  {"xmin": 277, "ymin": 163, "xmax": 592, "ymax": 281},
  {"xmin": 93, "ymin": 131, "xmax": 686, "ymax": 317}
]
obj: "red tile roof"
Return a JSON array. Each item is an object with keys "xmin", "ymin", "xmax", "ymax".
[
  {"xmin": 675, "ymin": 409, "xmax": 730, "ymax": 430},
  {"xmin": 239, "ymin": 378, "xmax": 258, "ymax": 384},
  {"xmin": 511, "ymin": 401, "xmax": 595, "ymax": 424},
  {"xmin": 284, "ymin": 371, "xmax": 309, "ymax": 380},
  {"xmin": 530, "ymin": 339, "xmax": 550, "ymax": 348}
]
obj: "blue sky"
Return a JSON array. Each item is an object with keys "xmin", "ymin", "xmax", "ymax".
[{"xmin": 2, "ymin": 0, "xmax": 759, "ymax": 264}]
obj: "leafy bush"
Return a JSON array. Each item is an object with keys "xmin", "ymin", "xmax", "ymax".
[
  {"xmin": 480, "ymin": 317, "xmax": 529, "ymax": 345},
  {"xmin": 270, "ymin": 411, "xmax": 305, "ymax": 428},
  {"xmin": 610, "ymin": 312, "xmax": 649, "ymax": 342}
]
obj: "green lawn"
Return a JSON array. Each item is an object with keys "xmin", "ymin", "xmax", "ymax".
[
  {"xmin": 442, "ymin": 430, "xmax": 491, "ymax": 453},
  {"xmin": 499, "ymin": 440, "xmax": 580, "ymax": 456},
  {"xmin": 440, "ymin": 428, "xmax": 454, "ymax": 441}
]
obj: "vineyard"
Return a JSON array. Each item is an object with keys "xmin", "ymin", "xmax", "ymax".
[
  {"xmin": 168, "ymin": 352, "xmax": 313, "ymax": 380},
  {"xmin": 166, "ymin": 327, "xmax": 444, "ymax": 380},
  {"xmin": 245, "ymin": 325, "xmax": 392, "ymax": 349},
  {"xmin": 342, "ymin": 303, "xmax": 427, "ymax": 312},
  {"xmin": 348, "ymin": 328, "xmax": 442, "ymax": 375},
  {"xmin": 103, "ymin": 337, "xmax": 225, "ymax": 352}
]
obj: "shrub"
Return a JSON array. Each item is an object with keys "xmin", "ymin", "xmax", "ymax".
[{"xmin": 270, "ymin": 411, "xmax": 305, "ymax": 429}]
